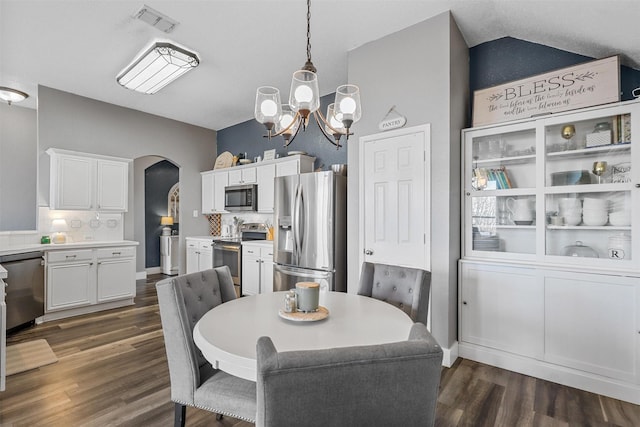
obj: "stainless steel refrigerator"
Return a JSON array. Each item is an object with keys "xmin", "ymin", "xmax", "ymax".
[{"xmin": 273, "ymin": 171, "xmax": 347, "ymax": 292}]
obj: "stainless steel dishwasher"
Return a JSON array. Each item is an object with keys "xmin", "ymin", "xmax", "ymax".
[{"xmin": 0, "ymin": 251, "xmax": 44, "ymax": 333}]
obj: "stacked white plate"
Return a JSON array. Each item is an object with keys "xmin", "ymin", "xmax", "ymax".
[
  {"xmin": 582, "ymin": 198, "xmax": 608, "ymax": 226},
  {"xmin": 559, "ymin": 197, "xmax": 582, "ymax": 225},
  {"xmin": 473, "ymin": 235, "xmax": 501, "ymax": 251}
]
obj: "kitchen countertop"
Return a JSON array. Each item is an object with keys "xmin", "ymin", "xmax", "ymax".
[
  {"xmin": 0, "ymin": 240, "xmax": 139, "ymax": 257},
  {"xmin": 0, "ymin": 264, "xmax": 6, "ymax": 279}
]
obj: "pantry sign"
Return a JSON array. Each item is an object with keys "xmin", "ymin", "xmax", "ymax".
[{"xmin": 472, "ymin": 56, "xmax": 620, "ymax": 127}]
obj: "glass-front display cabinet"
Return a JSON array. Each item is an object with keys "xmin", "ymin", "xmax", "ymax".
[{"xmin": 463, "ymin": 100, "xmax": 639, "ymax": 270}]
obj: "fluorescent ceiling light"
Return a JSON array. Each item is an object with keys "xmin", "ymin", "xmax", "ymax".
[
  {"xmin": 0, "ymin": 87, "xmax": 29, "ymax": 105},
  {"xmin": 116, "ymin": 42, "xmax": 199, "ymax": 94}
]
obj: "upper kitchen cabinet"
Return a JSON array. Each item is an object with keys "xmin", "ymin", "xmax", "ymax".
[
  {"xmin": 201, "ymin": 170, "xmax": 228, "ymax": 214},
  {"xmin": 462, "ymin": 100, "xmax": 639, "ymax": 270},
  {"xmin": 47, "ymin": 148, "xmax": 131, "ymax": 211},
  {"xmin": 228, "ymin": 167, "xmax": 257, "ymax": 185}
]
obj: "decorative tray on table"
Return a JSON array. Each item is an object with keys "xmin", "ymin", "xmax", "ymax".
[{"xmin": 278, "ymin": 306, "xmax": 329, "ymax": 322}]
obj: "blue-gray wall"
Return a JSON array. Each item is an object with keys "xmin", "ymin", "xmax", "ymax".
[
  {"xmin": 218, "ymin": 38, "xmax": 640, "ymax": 153},
  {"xmin": 470, "ymin": 37, "xmax": 640, "ymax": 125},
  {"xmin": 145, "ymin": 160, "xmax": 179, "ymax": 268},
  {"xmin": 217, "ymin": 93, "xmax": 348, "ymax": 171}
]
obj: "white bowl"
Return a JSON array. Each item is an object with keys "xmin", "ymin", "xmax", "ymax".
[
  {"xmin": 609, "ymin": 211, "xmax": 631, "ymax": 226},
  {"xmin": 582, "ymin": 198, "xmax": 608, "ymax": 209},
  {"xmin": 581, "ymin": 208, "xmax": 607, "ymax": 215},
  {"xmin": 564, "ymin": 215, "xmax": 582, "ymax": 226},
  {"xmin": 582, "ymin": 216, "xmax": 608, "ymax": 226}
]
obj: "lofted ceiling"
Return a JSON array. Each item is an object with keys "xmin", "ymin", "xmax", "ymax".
[{"xmin": 1, "ymin": 0, "xmax": 639, "ymax": 131}]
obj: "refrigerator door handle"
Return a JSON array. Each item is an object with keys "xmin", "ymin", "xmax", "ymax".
[
  {"xmin": 293, "ymin": 183, "xmax": 302, "ymax": 263},
  {"xmin": 274, "ymin": 263, "xmax": 333, "ymax": 278}
]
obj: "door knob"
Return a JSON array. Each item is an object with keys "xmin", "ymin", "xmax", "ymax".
[{"xmin": 364, "ymin": 249, "xmax": 374, "ymax": 255}]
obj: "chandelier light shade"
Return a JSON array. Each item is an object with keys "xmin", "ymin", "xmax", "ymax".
[
  {"xmin": 117, "ymin": 42, "xmax": 199, "ymax": 94},
  {"xmin": 255, "ymin": 86, "xmax": 283, "ymax": 131},
  {"xmin": 0, "ymin": 87, "xmax": 29, "ymax": 105},
  {"xmin": 254, "ymin": 0, "xmax": 361, "ymax": 149}
]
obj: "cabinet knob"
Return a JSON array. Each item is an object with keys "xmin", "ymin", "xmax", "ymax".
[
  {"xmin": 364, "ymin": 249, "xmax": 374, "ymax": 255},
  {"xmin": 256, "ymin": 259, "xmax": 260, "ymax": 263},
  {"xmin": 466, "ymin": 192, "xmax": 471, "ymax": 196},
  {"xmin": 463, "ymin": 301, "xmax": 467, "ymax": 305}
]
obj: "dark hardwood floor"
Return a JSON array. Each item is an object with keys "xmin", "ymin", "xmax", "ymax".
[{"xmin": 2, "ymin": 274, "xmax": 639, "ymax": 426}]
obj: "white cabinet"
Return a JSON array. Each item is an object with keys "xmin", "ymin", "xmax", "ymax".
[
  {"xmin": 228, "ymin": 167, "xmax": 257, "ymax": 185},
  {"xmin": 462, "ymin": 101, "xmax": 639, "ymax": 269},
  {"xmin": 96, "ymin": 247, "xmax": 136, "ymax": 302},
  {"xmin": 47, "ymin": 148, "xmax": 130, "ymax": 211},
  {"xmin": 201, "ymin": 155, "xmax": 315, "ymax": 215},
  {"xmin": 459, "ymin": 99, "xmax": 640, "ymax": 405},
  {"xmin": 543, "ymin": 270, "xmax": 639, "ymax": 382},
  {"xmin": 242, "ymin": 243, "xmax": 273, "ymax": 295},
  {"xmin": 186, "ymin": 238, "xmax": 213, "ymax": 274},
  {"xmin": 257, "ymin": 164, "xmax": 276, "ymax": 212},
  {"xmin": 201, "ymin": 170, "xmax": 228, "ymax": 214},
  {"xmin": 1, "ymin": 273, "xmax": 6, "ymax": 391},
  {"xmin": 459, "ymin": 262, "xmax": 543, "ymax": 358},
  {"xmin": 45, "ymin": 245, "xmax": 136, "ymax": 320}
]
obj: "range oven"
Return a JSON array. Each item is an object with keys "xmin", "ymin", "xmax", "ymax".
[{"xmin": 213, "ymin": 223, "xmax": 267, "ymax": 296}]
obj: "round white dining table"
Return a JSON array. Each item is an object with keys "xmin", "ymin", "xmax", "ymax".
[{"xmin": 193, "ymin": 291, "xmax": 415, "ymax": 381}]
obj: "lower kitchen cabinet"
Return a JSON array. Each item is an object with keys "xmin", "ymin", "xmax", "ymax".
[
  {"xmin": 242, "ymin": 243, "xmax": 273, "ymax": 295},
  {"xmin": 459, "ymin": 259, "xmax": 640, "ymax": 404},
  {"xmin": 186, "ymin": 238, "xmax": 213, "ymax": 274},
  {"xmin": 45, "ymin": 245, "xmax": 136, "ymax": 320}
]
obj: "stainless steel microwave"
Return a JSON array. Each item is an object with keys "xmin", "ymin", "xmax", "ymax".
[{"xmin": 224, "ymin": 184, "xmax": 257, "ymax": 211}]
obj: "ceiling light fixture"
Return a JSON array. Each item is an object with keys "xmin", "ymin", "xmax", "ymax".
[
  {"xmin": 0, "ymin": 87, "xmax": 29, "ymax": 105},
  {"xmin": 254, "ymin": 0, "xmax": 361, "ymax": 149},
  {"xmin": 134, "ymin": 4, "xmax": 179, "ymax": 33},
  {"xmin": 117, "ymin": 41, "xmax": 199, "ymax": 94}
]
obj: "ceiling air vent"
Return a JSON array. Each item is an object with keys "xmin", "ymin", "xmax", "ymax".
[{"xmin": 134, "ymin": 5, "xmax": 179, "ymax": 33}]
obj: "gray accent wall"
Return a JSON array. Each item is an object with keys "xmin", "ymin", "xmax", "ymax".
[
  {"xmin": 347, "ymin": 12, "xmax": 469, "ymax": 353},
  {"xmin": 0, "ymin": 103, "xmax": 37, "ymax": 231},
  {"xmin": 37, "ymin": 86, "xmax": 216, "ymax": 275}
]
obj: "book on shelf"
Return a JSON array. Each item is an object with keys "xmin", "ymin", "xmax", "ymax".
[
  {"xmin": 473, "ymin": 166, "xmax": 513, "ymax": 189},
  {"xmin": 612, "ymin": 114, "xmax": 631, "ymax": 144}
]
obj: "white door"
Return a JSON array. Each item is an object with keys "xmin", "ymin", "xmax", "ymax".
[{"xmin": 360, "ymin": 125, "xmax": 430, "ymax": 270}]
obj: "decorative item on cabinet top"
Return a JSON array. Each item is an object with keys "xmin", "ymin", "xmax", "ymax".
[{"xmin": 214, "ymin": 151, "xmax": 233, "ymax": 169}]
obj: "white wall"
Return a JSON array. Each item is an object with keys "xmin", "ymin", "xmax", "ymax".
[
  {"xmin": 37, "ymin": 86, "xmax": 216, "ymax": 275},
  {"xmin": 347, "ymin": 12, "xmax": 469, "ymax": 351}
]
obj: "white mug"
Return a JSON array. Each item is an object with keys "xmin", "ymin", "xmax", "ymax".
[{"xmin": 506, "ymin": 198, "xmax": 533, "ymax": 221}]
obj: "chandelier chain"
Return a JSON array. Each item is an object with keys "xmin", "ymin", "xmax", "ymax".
[{"xmin": 306, "ymin": 0, "xmax": 312, "ymax": 63}]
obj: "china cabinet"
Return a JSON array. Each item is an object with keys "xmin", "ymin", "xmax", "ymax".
[{"xmin": 460, "ymin": 100, "xmax": 640, "ymax": 405}]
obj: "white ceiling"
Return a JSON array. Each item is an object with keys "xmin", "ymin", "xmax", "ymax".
[{"xmin": 1, "ymin": 0, "xmax": 639, "ymax": 130}]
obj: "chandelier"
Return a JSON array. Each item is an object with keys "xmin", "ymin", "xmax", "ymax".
[{"xmin": 254, "ymin": 0, "xmax": 361, "ymax": 149}]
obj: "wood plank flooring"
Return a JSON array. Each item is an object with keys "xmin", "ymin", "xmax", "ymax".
[{"xmin": 2, "ymin": 274, "xmax": 639, "ymax": 426}]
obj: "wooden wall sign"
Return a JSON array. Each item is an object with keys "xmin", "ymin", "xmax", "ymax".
[{"xmin": 472, "ymin": 55, "xmax": 620, "ymax": 127}]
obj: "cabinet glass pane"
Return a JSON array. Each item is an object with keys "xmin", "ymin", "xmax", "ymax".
[
  {"xmin": 545, "ymin": 191, "xmax": 632, "ymax": 261},
  {"xmin": 471, "ymin": 129, "xmax": 536, "ymax": 191},
  {"xmin": 472, "ymin": 196, "xmax": 536, "ymax": 254},
  {"xmin": 545, "ymin": 114, "xmax": 631, "ymax": 187}
]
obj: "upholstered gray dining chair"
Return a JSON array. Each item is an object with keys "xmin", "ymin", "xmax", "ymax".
[
  {"xmin": 255, "ymin": 322, "xmax": 443, "ymax": 427},
  {"xmin": 357, "ymin": 262, "xmax": 431, "ymax": 324},
  {"xmin": 156, "ymin": 267, "xmax": 256, "ymax": 427}
]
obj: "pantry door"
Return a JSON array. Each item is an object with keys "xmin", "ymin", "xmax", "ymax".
[{"xmin": 359, "ymin": 125, "xmax": 430, "ymax": 270}]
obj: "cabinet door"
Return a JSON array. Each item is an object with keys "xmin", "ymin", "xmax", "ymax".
[
  {"xmin": 276, "ymin": 159, "xmax": 299, "ymax": 177},
  {"xmin": 257, "ymin": 164, "xmax": 276, "ymax": 212},
  {"xmin": 96, "ymin": 159, "xmax": 128, "ymax": 211},
  {"xmin": 228, "ymin": 169, "xmax": 243, "ymax": 185},
  {"xmin": 199, "ymin": 248, "xmax": 213, "ymax": 272},
  {"xmin": 460, "ymin": 262, "xmax": 543, "ymax": 358},
  {"xmin": 202, "ymin": 172, "xmax": 215, "ymax": 214},
  {"xmin": 261, "ymin": 247, "xmax": 274, "ymax": 293},
  {"xmin": 0, "ymin": 297, "xmax": 5, "ymax": 391},
  {"xmin": 242, "ymin": 167, "xmax": 257, "ymax": 183},
  {"xmin": 242, "ymin": 254, "xmax": 260, "ymax": 295},
  {"xmin": 213, "ymin": 171, "xmax": 228, "ymax": 212},
  {"xmin": 53, "ymin": 155, "xmax": 93, "ymax": 210},
  {"xmin": 186, "ymin": 243, "xmax": 199, "ymax": 274},
  {"xmin": 47, "ymin": 262, "xmax": 96, "ymax": 311},
  {"xmin": 544, "ymin": 271, "xmax": 639, "ymax": 381},
  {"xmin": 97, "ymin": 258, "xmax": 135, "ymax": 302}
]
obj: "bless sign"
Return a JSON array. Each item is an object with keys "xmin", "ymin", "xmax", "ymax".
[{"xmin": 472, "ymin": 55, "xmax": 620, "ymax": 127}]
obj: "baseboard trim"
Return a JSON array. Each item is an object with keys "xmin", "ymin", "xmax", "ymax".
[
  {"xmin": 442, "ymin": 341, "xmax": 459, "ymax": 368},
  {"xmin": 41, "ymin": 299, "xmax": 134, "ymax": 323},
  {"xmin": 135, "ymin": 271, "xmax": 147, "ymax": 280},
  {"xmin": 146, "ymin": 267, "xmax": 161, "ymax": 275},
  {"xmin": 459, "ymin": 342, "xmax": 640, "ymax": 405}
]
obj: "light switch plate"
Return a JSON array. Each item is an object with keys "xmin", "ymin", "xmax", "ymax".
[{"xmin": 193, "ymin": 210, "xmax": 198, "ymax": 217}]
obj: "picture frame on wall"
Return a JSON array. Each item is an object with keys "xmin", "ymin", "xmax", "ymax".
[{"xmin": 263, "ymin": 149, "xmax": 276, "ymax": 161}]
